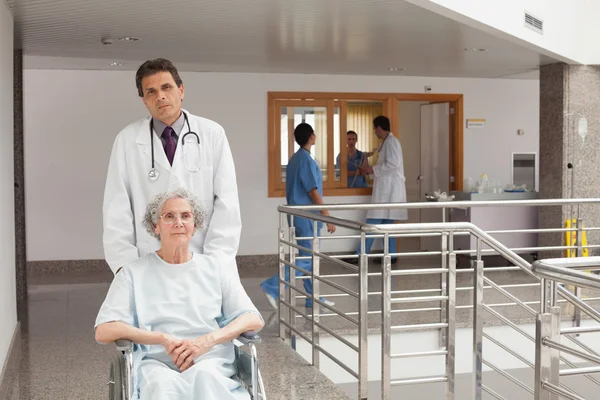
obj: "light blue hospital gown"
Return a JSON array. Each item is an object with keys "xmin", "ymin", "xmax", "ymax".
[{"xmin": 95, "ymin": 252, "xmax": 263, "ymax": 400}]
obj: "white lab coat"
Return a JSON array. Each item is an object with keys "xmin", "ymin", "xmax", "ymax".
[
  {"xmin": 102, "ymin": 110, "xmax": 241, "ymax": 273},
  {"xmin": 367, "ymin": 133, "xmax": 408, "ymax": 221}
]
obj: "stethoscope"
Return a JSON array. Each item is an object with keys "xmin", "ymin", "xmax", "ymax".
[
  {"xmin": 377, "ymin": 132, "xmax": 390, "ymax": 152},
  {"xmin": 148, "ymin": 111, "xmax": 201, "ymax": 181}
]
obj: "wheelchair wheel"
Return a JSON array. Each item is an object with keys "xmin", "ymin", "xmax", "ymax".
[{"xmin": 109, "ymin": 354, "xmax": 124, "ymax": 400}]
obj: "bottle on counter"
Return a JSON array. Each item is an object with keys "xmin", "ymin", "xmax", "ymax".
[
  {"xmin": 464, "ymin": 177, "xmax": 474, "ymax": 193},
  {"xmin": 476, "ymin": 173, "xmax": 489, "ymax": 193}
]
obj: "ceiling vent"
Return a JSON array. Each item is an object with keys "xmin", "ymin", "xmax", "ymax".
[{"xmin": 524, "ymin": 12, "xmax": 543, "ymax": 34}]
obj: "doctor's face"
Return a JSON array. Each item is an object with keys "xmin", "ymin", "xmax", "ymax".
[
  {"xmin": 141, "ymin": 71, "xmax": 185, "ymax": 126},
  {"xmin": 154, "ymin": 198, "xmax": 196, "ymax": 245}
]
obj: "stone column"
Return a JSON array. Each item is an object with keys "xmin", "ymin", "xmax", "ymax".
[
  {"xmin": 539, "ymin": 63, "xmax": 600, "ymax": 257},
  {"xmin": 14, "ymin": 48, "xmax": 27, "ymax": 316}
]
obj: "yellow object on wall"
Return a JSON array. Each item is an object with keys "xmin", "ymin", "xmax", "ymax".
[{"xmin": 565, "ymin": 219, "xmax": 588, "ymax": 258}]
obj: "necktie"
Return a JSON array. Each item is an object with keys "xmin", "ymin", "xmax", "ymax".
[{"xmin": 162, "ymin": 126, "xmax": 176, "ymax": 165}]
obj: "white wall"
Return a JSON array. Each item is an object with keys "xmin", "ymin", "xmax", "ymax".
[
  {"xmin": 23, "ymin": 65, "xmax": 539, "ymax": 260},
  {"xmin": 407, "ymin": 0, "xmax": 592, "ymax": 64},
  {"xmin": 0, "ymin": 1, "xmax": 16, "ymax": 374}
]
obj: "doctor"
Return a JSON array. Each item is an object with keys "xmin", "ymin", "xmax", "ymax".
[
  {"xmin": 103, "ymin": 58, "xmax": 240, "ymax": 274},
  {"xmin": 356, "ymin": 116, "xmax": 407, "ymax": 264}
]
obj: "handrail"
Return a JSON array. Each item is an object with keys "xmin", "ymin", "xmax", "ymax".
[
  {"xmin": 278, "ymin": 198, "xmax": 600, "ymax": 212},
  {"xmin": 279, "ymin": 206, "xmax": 535, "ymax": 277},
  {"xmin": 532, "ymin": 259, "xmax": 600, "ymax": 290},
  {"xmin": 534, "ymin": 256, "xmax": 600, "ymax": 399},
  {"xmin": 532, "ymin": 256, "xmax": 600, "ymax": 271}
]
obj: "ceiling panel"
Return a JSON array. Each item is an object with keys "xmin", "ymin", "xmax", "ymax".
[{"xmin": 7, "ymin": 0, "xmax": 559, "ymax": 78}]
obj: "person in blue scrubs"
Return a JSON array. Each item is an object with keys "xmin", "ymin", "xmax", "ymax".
[
  {"xmin": 335, "ymin": 131, "xmax": 373, "ymax": 188},
  {"xmin": 261, "ymin": 123, "xmax": 337, "ymax": 309}
]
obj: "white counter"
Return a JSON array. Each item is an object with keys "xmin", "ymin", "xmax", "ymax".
[{"xmin": 447, "ymin": 192, "xmax": 539, "ymax": 255}]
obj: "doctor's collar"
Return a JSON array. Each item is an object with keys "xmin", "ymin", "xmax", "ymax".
[{"xmin": 152, "ymin": 110, "xmax": 186, "ymax": 136}]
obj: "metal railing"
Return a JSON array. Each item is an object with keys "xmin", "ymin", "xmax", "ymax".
[
  {"xmin": 533, "ymin": 258, "xmax": 600, "ymax": 400},
  {"xmin": 275, "ymin": 198, "xmax": 600, "ymax": 400}
]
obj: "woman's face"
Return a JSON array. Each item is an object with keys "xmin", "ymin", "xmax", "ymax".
[
  {"xmin": 347, "ymin": 134, "xmax": 357, "ymax": 149},
  {"xmin": 154, "ymin": 198, "xmax": 196, "ymax": 245}
]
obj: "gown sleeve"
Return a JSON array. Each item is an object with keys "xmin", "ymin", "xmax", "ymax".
[
  {"xmin": 95, "ymin": 267, "xmax": 137, "ymax": 331},
  {"xmin": 216, "ymin": 257, "xmax": 264, "ymax": 329}
]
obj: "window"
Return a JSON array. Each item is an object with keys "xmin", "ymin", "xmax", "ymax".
[{"xmin": 268, "ymin": 92, "xmax": 464, "ymax": 197}]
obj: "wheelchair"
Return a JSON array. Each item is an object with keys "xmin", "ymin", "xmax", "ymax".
[{"xmin": 108, "ymin": 333, "xmax": 267, "ymax": 399}]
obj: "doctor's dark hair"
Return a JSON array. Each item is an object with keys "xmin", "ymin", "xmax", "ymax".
[
  {"xmin": 373, "ymin": 116, "xmax": 390, "ymax": 131},
  {"xmin": 135, "ymin": 58, "xmax": 184, "ymax": 97},
  {"xmin": 347, "ymin": 130, "xmax": 358, "ymax": 138},
  {"xmin": 294, "ymin": 123, "xmax": 315, "ymax": 147},
  {"xmin": 143, "ymin": 188, "xmax": 206, "ymax": 240}
]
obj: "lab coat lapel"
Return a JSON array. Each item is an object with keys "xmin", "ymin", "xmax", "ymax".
[{"xmin": 136, "ymin": 117, "xmax": 172, "ymax": 171}]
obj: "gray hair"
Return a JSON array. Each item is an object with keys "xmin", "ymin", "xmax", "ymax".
[{"xmin": 143, "ymin": 188, "xmax": 205, "ymax": 240}]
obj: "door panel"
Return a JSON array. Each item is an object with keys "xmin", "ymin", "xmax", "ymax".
[
  {"xmin": 420, "ymin": 103, "xmax": 450, "ymax": 251},
  {"xmin": 397, "ymin": 101, "xmax": 428, "ymax": 252}
]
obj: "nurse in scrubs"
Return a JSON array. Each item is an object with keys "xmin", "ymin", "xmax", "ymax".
[
  {"xmin": 95, "ymin": 188, "xmax": 264, "ymax": 400},
  {"xmin": 335, "ymin": 131, "xmax": 373, "ymax": 188},
  {"xmin": 260, "ymin": 123, "xmax": 337, "ymax": 309}
]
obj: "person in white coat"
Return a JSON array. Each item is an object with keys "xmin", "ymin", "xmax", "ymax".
[
  {"xmin": 103, "ymin": 58, "xmax": 240, "ymax": 274},
  {"xmin": 356, "ymin": 116, "xmax": 407, "ymax": 263}
]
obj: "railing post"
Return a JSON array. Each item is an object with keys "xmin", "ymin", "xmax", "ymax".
[
  {"xmin": 287, "ymin": 217, "xmax": 296, "ymax": 347},
  {"xmin": 312, "ymin": 220, "xmax": 320, "ymax": 368},
  {"xmin": 535, "ymin": 313, "xmax": 552, "ymax": 400},
  {"xmin": 550, "ymin": 281, "xmax": 557, "ymax": 308},
  {"xmin": 541, "ymin": 278, "xmax": 558, "ymax": 312},
  {"xmin": 278, "ymin": 213, "xmax": 286, "ymax": 341},
  {"xmin": 440, "ymin": 231, "xmax": 448, "ymax": 349},
  {"xmin": 381, "ymin": 232, "xmax": 392, "ymax": 400},
  {"xmin": 549, "ymin": 306, "xmax": 561, "ymax": 400},
  {"xmin": 359, "ymin": 232, "xmax": 369, "ymax": 400},
  {"xmin": 573, "ymin": 218, "xmax": 583, "ymax": 328},
  {"xmin": 473, "ymin": 238, "xmax": 483, "ymax": 400},
  {"xmin": 541, "ymin": 278, "xmax": 548, "ymax": 314},
  {"xmin": 446, "ymin": 232, "xmax": 456, "ymax": 400}
]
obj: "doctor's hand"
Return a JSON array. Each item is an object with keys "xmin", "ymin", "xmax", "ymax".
[
  {"xmin": 326, "ymin": 223, "xmax": 336, "ymax": 233},
  {"xmin": 361, "ymin": 166, "xmax": 374, "ymax": 175},
  {"xmin": 171, "ymin": 334, "xmax": 216, "ymax": 371}
]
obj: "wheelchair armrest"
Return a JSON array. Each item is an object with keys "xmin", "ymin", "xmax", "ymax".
[
  {"xmin": 235, "ymin": 331, "xmax": 262, "ymax": 346},
  {"xmin": 112, "ymin": 340, "xmax": 135, "ymax": 400},
  {"xmin": 115, "ymin": 339, "xmax": 134, "ymax": 352}
]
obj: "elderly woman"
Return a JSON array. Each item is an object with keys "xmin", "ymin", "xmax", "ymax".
[{"xmin": 95, "ymin": 188, "xmax": 264, "ymax": 400}]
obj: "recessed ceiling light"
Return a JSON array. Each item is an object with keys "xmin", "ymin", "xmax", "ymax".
[
  {"xmin": 464, "ymin": 48, "xmax": 487, "ymax": 52},
  {"xmin": 388, "ymin": 67, "xmax": 406, "ymax": 72},
  {"xmin": 109, "ymin": 62, "xmax": 123, "ymax": 67},
  {"xmin": 117, "ymin": 36, "xmax": 140, "ymax": 42}
]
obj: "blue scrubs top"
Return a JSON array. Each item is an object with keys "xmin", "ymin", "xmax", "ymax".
[
  {"xmin": 286, "ymin": 148, "xmax": 323, "ymax": 231},
  {"xmin": 335, "ymin": 150, "xmax": 368, "ymax": 188}
]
